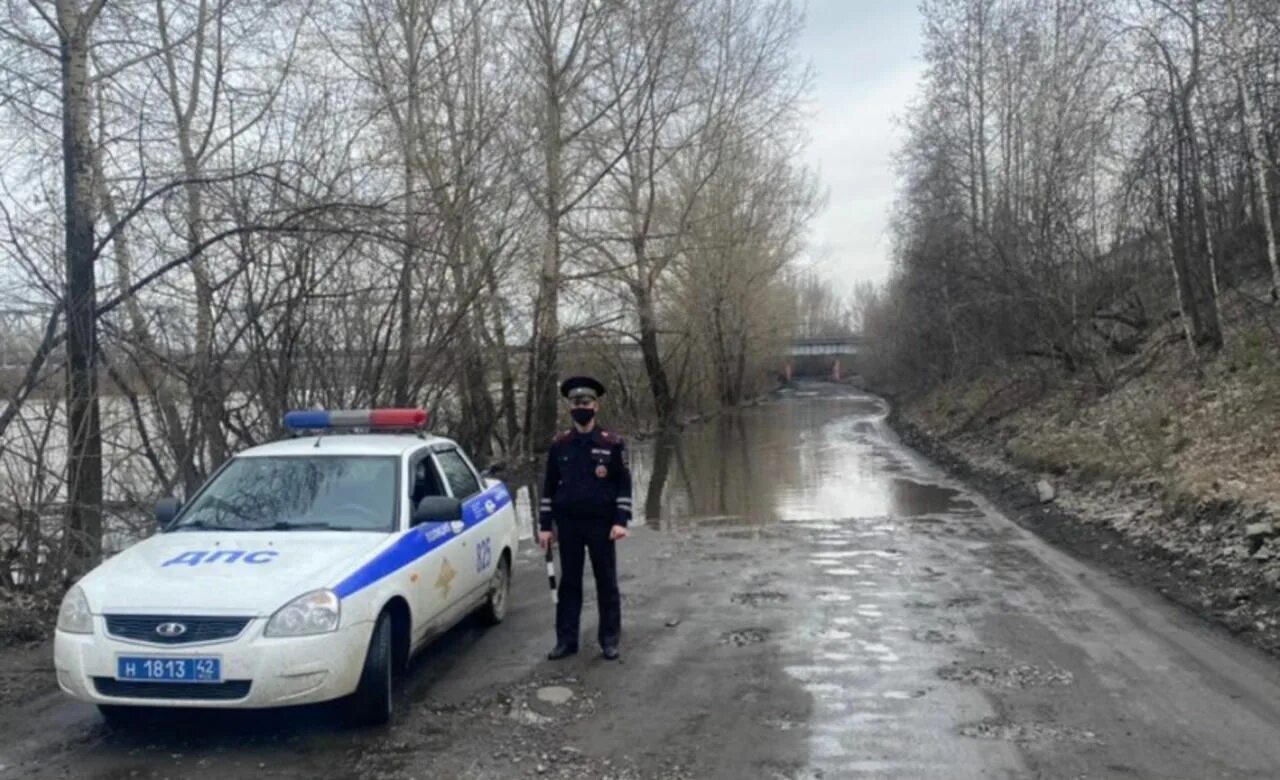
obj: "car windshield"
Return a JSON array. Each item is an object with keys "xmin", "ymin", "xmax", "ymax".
[{"xmin": 170, "ymin": 456, "xmax": 398, "ymax": 533}]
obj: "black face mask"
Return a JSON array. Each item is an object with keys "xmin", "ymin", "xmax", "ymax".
[{"xmin": 570, "ymin": 407, "xmax": 596, "ymax": 426}]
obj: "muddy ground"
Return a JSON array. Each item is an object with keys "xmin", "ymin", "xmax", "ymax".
[
  {"xmin": 3, "ymin": 386, "xmax": 1280, "ymax": 779},
  {"xmin": 888, "ymin": 408, "xmax": 1280, "ymax": 661}
]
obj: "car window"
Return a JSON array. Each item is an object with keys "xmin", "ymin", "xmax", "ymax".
[
  {"xmin": 436, "ymin": 449, "xmax": 481, "ymax": 498},
  {"xmin": 171, "ymin": 456, "xmax": 398, "ymax": 533},
  {"xmin": 410, "ymin": 452, "xmax": 445, "ymax": 507}
]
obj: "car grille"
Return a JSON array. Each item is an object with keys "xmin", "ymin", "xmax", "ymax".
[
  {"xmin": 93, "ymin": 678, "xmax": 252, "ymax": 701},
  {"xmin": 104, "ymin": 615, "xmax": 252, "ymax": 645}
]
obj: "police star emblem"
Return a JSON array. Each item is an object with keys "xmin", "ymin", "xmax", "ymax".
[
  {"xmin": 595, "ymin": 465, "xmax": 608, "ymax": 478},
  {"xmin": 435, "ymin": 557, "xmax": 457, "ymax": 599}
]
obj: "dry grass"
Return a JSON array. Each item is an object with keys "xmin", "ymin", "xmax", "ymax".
[{"xmin": 908, "ymin": 319, "xmax": 1280, "ymax": 512}]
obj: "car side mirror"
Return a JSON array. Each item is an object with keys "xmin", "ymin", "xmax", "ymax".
[
  {"xmin": 412, "ymin": 496, "xmax": 463, "ymax": 527},
  {"xmin": 481, "ymin": 461, "xmax": 506, "ymax": 478},
  {"xmin": 156, "ymin": 497, "xmax": 181, "ymax": 529}
]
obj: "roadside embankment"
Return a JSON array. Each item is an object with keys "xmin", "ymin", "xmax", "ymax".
[{"xmin": 881, "ymin": 321, "xmax": 1280, "ymax": 660}]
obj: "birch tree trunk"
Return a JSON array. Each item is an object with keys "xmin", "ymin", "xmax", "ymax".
[{"xmin": 57, "ymin": 0, "xmax": 106, "ymax": 575}]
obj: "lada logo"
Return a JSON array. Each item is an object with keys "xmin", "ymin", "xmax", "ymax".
[{"xmin": 155, "ymin": 622, "xmax": 188, "ymax": 638}]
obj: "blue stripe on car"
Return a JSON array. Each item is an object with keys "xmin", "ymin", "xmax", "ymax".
[{"xmin": 334, "ymin": 482, "xmax": 511, "ymax": 599}]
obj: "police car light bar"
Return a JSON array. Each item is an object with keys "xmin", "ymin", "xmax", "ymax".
[{"xmin": 283, "ymin": 408, "xmax": 429, "ymax": 431}]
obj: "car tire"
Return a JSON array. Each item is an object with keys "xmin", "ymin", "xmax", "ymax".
[
  {"xmin": 347, "ymin": 612, "xmax": 393, "ymax": 727},
  {"xmin": 478, "ymin": 554, "xmax": 510, "ymax": 626}
]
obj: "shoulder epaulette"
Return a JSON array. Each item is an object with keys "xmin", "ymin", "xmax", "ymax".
[
  {"xmin": 598, "ymin": 429, "xmax": 624, "ymax": 444},
  {"xmin": 553, "ymin": 429, "xmax": 574, "ymax": 444}
]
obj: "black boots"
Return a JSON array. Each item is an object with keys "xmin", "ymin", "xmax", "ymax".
[{"xmin": 547, "ymin": 643, "xmax": 578, "ymax": 660}]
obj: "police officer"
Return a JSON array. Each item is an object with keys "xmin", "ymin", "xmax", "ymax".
[{"xmin": 539, "ymin": 375, "xmax": 632, "ymax": 661}]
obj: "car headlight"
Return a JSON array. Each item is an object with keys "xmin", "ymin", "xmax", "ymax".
[
  {"xmin": 265, "ymin": 589, "xmax": 340, "ymax": 637},
  {"xmin": 56, "ymin": 586, "xmax": 94, "ymax": 634}
]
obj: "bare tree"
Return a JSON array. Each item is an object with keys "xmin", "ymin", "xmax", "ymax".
[
  {"xmin": 55, "ymin": 0, "xmax": 108, "ymax": 573},
  {"xmin": 517, "ymin": 0, "xmax": 637, "ymax": 452}
]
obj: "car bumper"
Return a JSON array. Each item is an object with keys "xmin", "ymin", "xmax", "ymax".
[{"xmin": 54, "ymin": 617, "xmax": 374, "ymax": 709}]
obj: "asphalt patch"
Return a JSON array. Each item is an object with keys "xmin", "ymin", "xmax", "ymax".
[
  {"xmin": 732, "ymin": 591, "xmax": 789, "ymax": 607},
  {"xmin": 958, "ymin": 717, "xmax": 1100, "ymax": 744},
  {"xmin": 939, "ymin": 662, "xmax": 1074, "ymax": 688},
  {"xmin": 721, "ymin": 628, "xmax": 773, "ymax": 647},
  {"xmin": 759, "ymin": 712, "xmax": 805, "ymax": 731},
  {"xmin": 912, "ymin": 628, "xmax": 959, "ymax": 644},
  {"xmin": 753, "ymin": 758, "xmax": 824, "ymax": 780}
]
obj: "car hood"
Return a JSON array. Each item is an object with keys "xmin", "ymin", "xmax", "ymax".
[{"xmin": 79, "ymin": 531, "xmax": 389, "ymax": 615}]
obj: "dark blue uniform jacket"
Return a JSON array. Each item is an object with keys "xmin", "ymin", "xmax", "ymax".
[{"xmin": 539, "ymin": 427, "xmax": 633, "ymax": 531}]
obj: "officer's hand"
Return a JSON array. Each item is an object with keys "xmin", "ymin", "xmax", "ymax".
[
  {"xmin": 609, "ymin": 525, "xmax": 628, "ymax": 542},
  {"xmin": 538, "ymin": 530, "xmax": 555, "ymax": 551}
]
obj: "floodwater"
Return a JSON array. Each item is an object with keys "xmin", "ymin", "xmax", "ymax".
[{"xmin": 627, "ymin": 385, "xmax": 974, "ymax": 528}]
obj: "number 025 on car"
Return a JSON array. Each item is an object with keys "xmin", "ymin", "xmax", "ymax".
[{"xmin": 117, "ymin": 657, "xmax": 221, "ymax": 682}]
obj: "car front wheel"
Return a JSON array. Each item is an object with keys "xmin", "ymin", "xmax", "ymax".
[
  {"xmin": 478, "ymin": 554, "xmax": 510, "ymax": 625},
  {"xmin": 346, "ymin": 612, "xmax": 393, "ymax": 727}
]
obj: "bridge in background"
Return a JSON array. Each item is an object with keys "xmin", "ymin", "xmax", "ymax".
[{"xmin": 783, "ymin": 335, "xmax": 861, "ymax": 380}]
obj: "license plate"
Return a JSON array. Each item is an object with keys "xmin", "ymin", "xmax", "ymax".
[{"xmin": 117, "ymin": 656, "xmax": 221, "ymax": 683}]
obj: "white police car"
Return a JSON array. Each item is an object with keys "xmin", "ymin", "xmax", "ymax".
[{"xmin": 53, "ymin": 408, "xmax": 518, "ymax": 727}]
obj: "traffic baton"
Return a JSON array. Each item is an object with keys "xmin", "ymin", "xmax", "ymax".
[
  {"xmin": 545, "ymin": 543, "xmax": 559, "ymax": 605},
  {"xmin": 533, "ymin": 486, "xmax": 558, "ymax": 605}
]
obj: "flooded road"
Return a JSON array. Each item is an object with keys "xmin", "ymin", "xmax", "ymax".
[
  {"xmin": 627, "ymin": 389, "xmax": 977, "ymax": 527},
  {"xmin": 6, "ymin": 383, "xmax": 1280, "ymax": 779}
]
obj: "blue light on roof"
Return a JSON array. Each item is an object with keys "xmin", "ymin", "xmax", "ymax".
[{"xmin": 284, "ymin": 410, "xmax": 331, "ymax": 430}]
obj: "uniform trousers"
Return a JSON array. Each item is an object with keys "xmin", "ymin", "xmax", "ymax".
[{"xmin": 555, "ymin": 518, "xmax": 621, "ymax": 648}]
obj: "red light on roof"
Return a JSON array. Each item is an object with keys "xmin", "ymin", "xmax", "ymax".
[{"xmin": 369, "ymin": 408, "xmax": 428, "ymax": 429}]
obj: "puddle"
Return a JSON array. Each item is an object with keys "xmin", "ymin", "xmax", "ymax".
[
  {"xmin": 890, "ymin": 479, "xmax": 977, "ymax": 517},
  {"xmin": 810, "ymin": 549, "xmax": 902, "ymax": 560},
  {"xmin": 535, "ymin": 686, "xmax": 574, "ymax": 705},
  {"xmin": 718, "ymin": 529, "xmax": 773, "ymax": 541},
  {"xmin": 881, "ymin": 690, "xmax": 927, "ymax": 700}
]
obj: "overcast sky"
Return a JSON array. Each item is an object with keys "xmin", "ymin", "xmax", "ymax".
[{"xmin": 798, "ymin": 0, "xmax": 924, "ymax": 293}]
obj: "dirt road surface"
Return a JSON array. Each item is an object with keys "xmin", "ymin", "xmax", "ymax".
[{"xmin": 4, "ymin": 385, "xmax": 1280, "ymax": 779}]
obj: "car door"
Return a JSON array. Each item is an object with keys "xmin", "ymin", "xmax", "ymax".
[
  {"xmin": 432, "ymin": 445, "xmax": 492, "ymax": 603},
  {"xmin": 404, "ymin": 447, "xmax": 458, "ymax": 645}
]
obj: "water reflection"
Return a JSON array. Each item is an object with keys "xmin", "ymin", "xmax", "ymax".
[
  {"xmin": 629, "ymin": 390, "xmax": 935, "ymax": 528},
  {"xmin": 509, "ymin": 388, "xmax": 976, "ymax": 534},
  {"xmin": 888, "ymin": 479, "xmax": 976, "ymax": 517}
]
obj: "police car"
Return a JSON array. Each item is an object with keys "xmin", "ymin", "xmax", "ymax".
[{"xmin": 53, "ymin": 408, "xmax": 518, "ymax": 727}]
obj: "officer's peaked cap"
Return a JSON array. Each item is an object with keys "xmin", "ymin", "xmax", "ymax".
[{"xmin": 560, "ymin": 375, "xmax": 606, "ymax": 399}]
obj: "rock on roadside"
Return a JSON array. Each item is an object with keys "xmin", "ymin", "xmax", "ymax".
[{"xmin": 1037, "ymin": 480, "xmax": 1056, "ymax": 504}]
